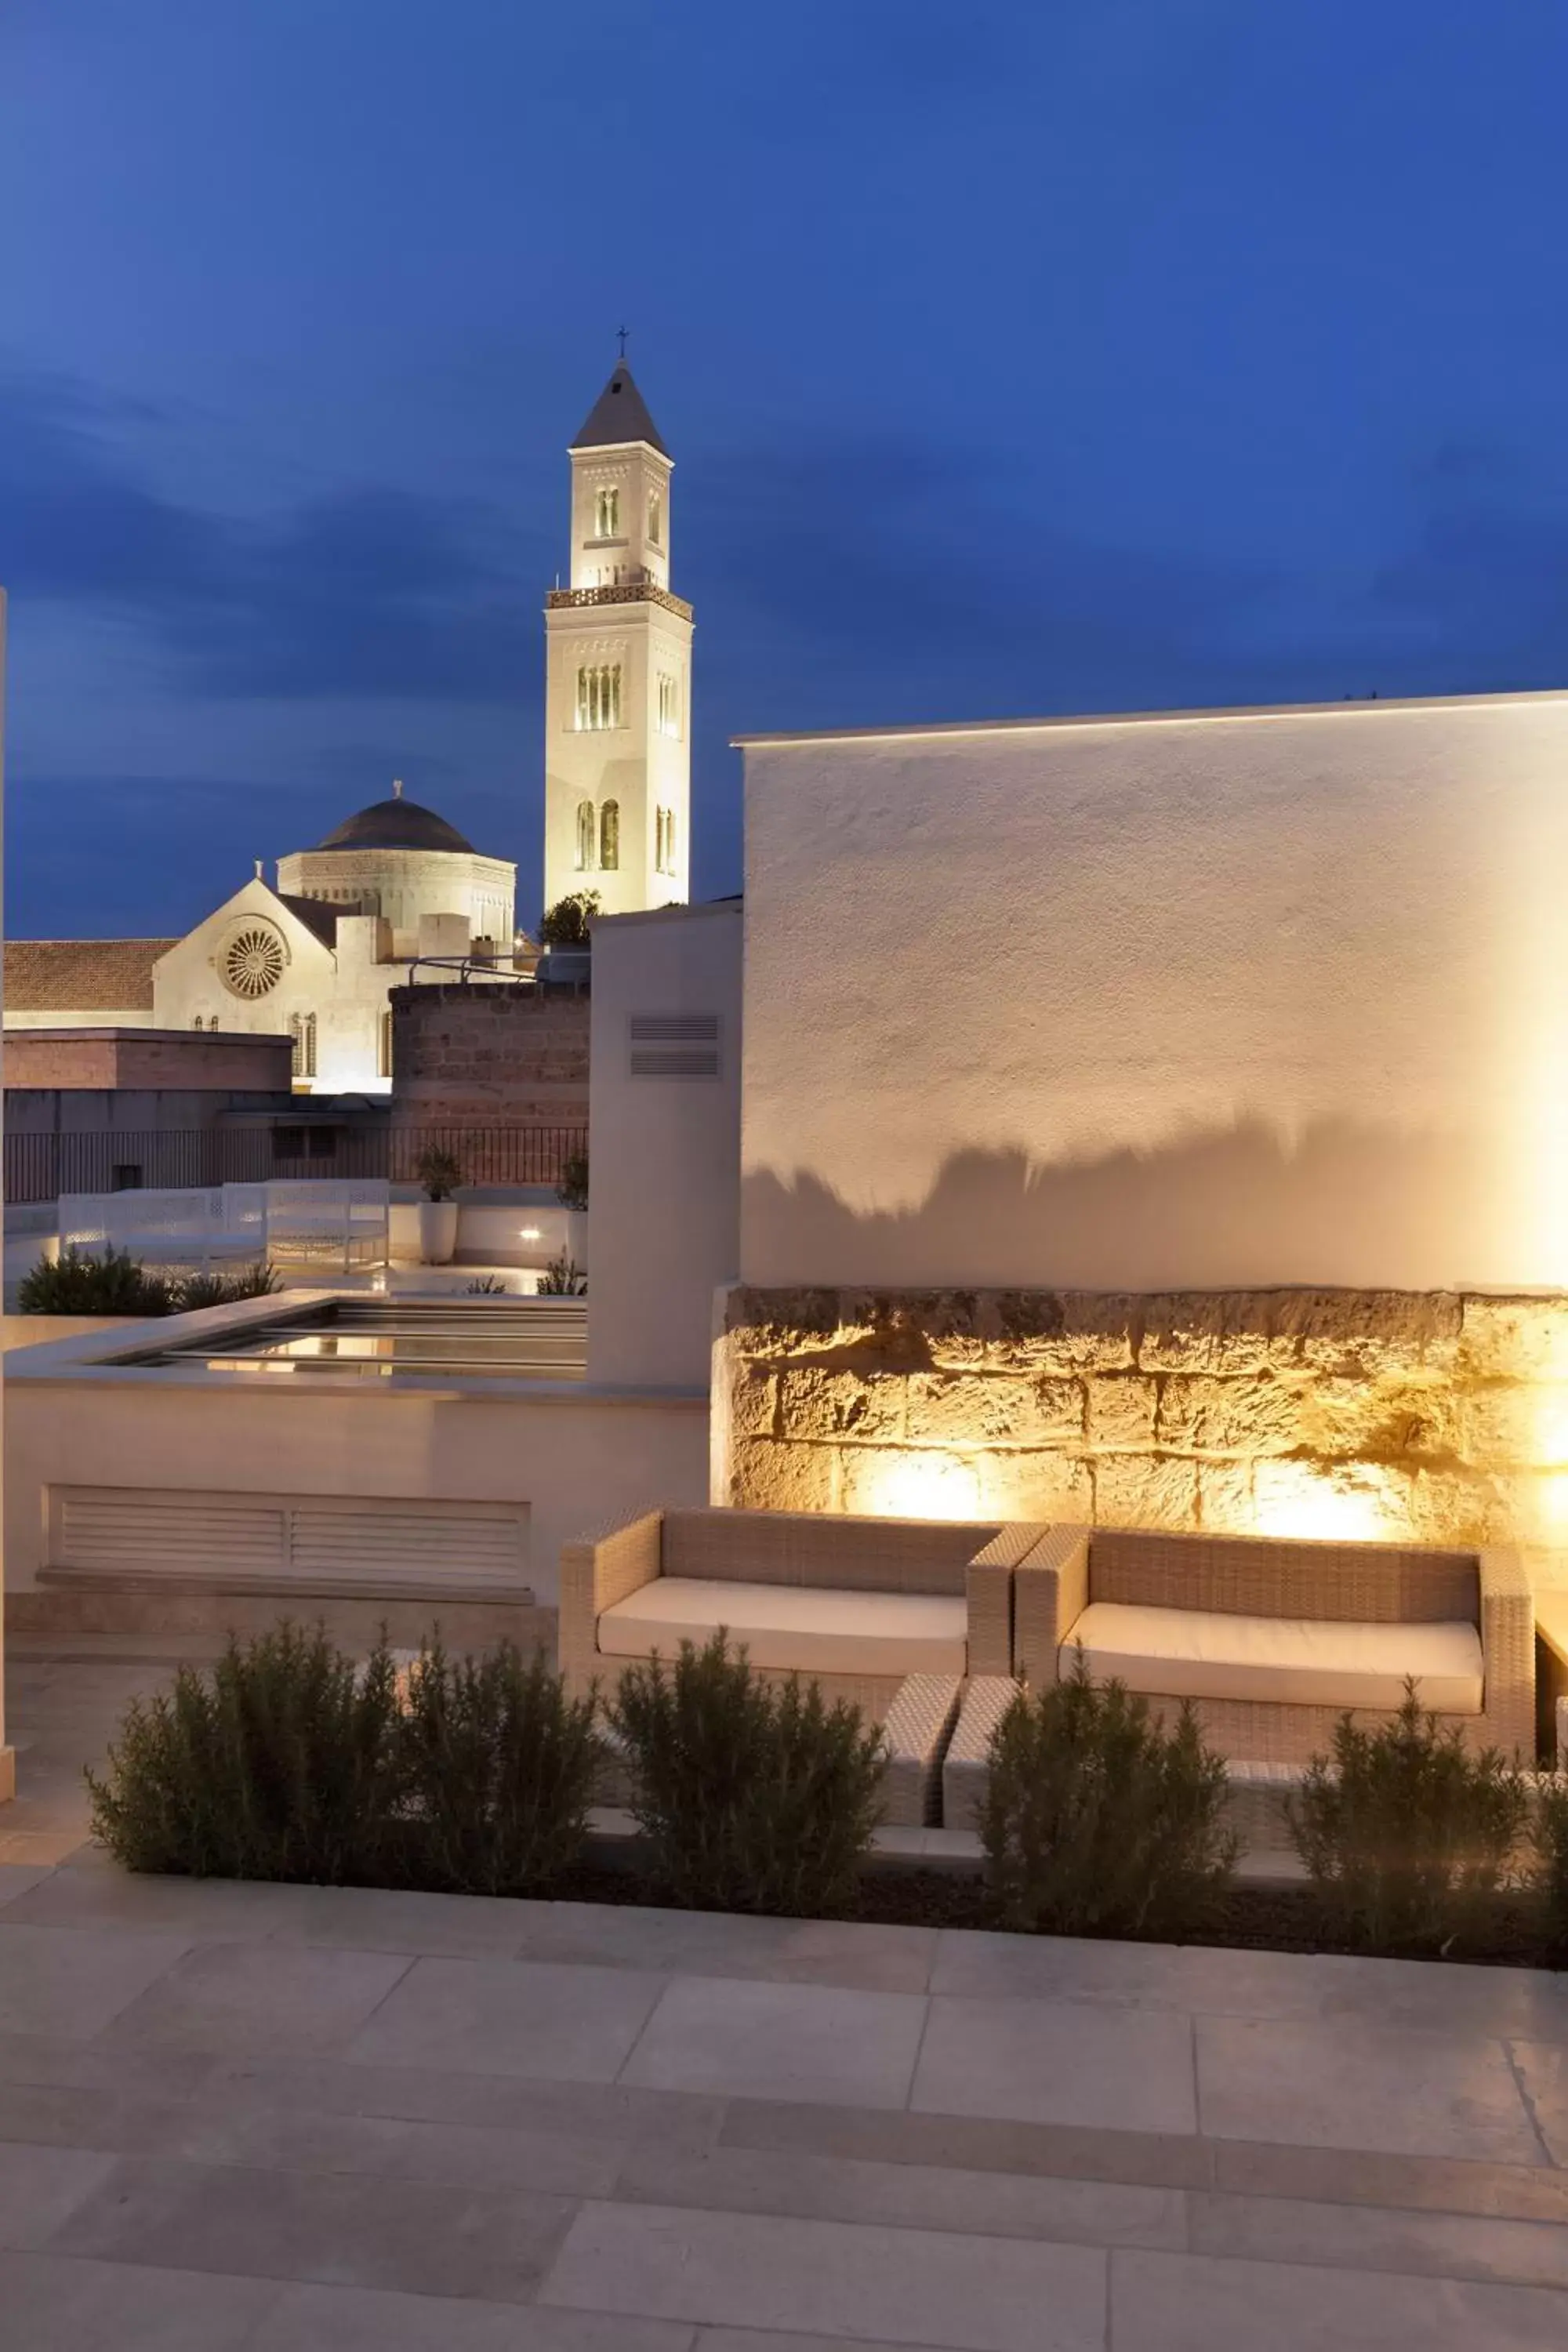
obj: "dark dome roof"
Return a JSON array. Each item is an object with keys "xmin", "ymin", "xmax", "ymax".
[{"xmin": 314, "ymin": 797, "xmax": 475, "ymax": 855}]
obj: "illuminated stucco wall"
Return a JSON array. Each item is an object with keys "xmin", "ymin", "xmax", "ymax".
[
  {"xmin": 739, "ymin": 693, "xmax": 1568, "ymax": 1293},
  {"xmin": 715, "ymin": 1283, "xmax": 1568, "ymax": 1563}
]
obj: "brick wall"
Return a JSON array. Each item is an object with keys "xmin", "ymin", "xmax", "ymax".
[
  {"xmin": 715, "ymin": 1285, "xmax": 1568, "ymax": 1559},
  {"xmin": 389, "ymin": 986, "xmax": 590, "ymax": 1125}
]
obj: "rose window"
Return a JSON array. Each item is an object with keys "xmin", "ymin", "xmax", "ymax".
[{"xmin": 222, "ymin": 925, "xmax": 286, "ymax": 998}]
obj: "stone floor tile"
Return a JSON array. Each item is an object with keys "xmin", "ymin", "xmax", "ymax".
[
  {"xmin": 1189, "ymin": 2186, "xmax": 1568, "ymax": 2288},
  {"xmin": 721, "ymin": 2096, "xmax": 1214, "ymax": 2190},
  {"xmin": 347, "ymin": 1955, "xmax": 666, "ymax": 2083},
  {"xmin": 1196, "ymin": 2014, "xmax": 1547, "ymax": 2164},
  {"xmin": 0, "ymin": 1860, "xmax": 55, "ymax": 1907},
  {"xmin": 250, "ymin": 2278, "xmax": 698, "ymax": 2350},
  {"xmin": 612, "ymin": 2138, "xmax": 1186, "ymax": 2249},
  {"xmin": 0, "ymin": 1830, "xmax": 95, "ymax": 1865},
  {"xmin": 0, "ymin": 2250, "xmax": 281, "ymax": 2350},
  {"xmin": 1108, "ymin": 2246, "xmax": 1568, "ymax": 2349},
  {"xmin": 99, "ymin": 1936, "xmax": 414, "ymax": 2056},
  {"xmin": 0, "ymin": 1863, "xmax": 321, "ymax": 1938},
  {"xmin": 263, "ymin": 1882, "xmax": 538, "ymax": 1959},
  {"xmin": 50, "ymin": 2153, "xmax": 579, "ymax": 2302},
  {"xmin": 1208, "ymin": 2134, "xmax": 1568, "ymax": 2225},
  {"xmin": 1508, "ymin": 2040, "xmax": 1568, "ymax": 2165},
  {"xmin": 621, "ymin": 1976, "xmax": 928, "ymax": 2111},
  {"xmin": 514, "ymin": 1902, "xmax": 937, "ymax": 1993},
  {"xmin": 912, "ymin": 1994, "xmax": 1198, "ymax": 2135},
  {"xmin": 930, "ymin": 1929, "xmax": 1568, "ymax": 2039},
  {"xmin": 695, "ymin": 2337, "xmax": 968, "ymax": 2352},
  {"xmin": 0, "ymin": 2142, "xmax": 119, "ymax": 2250},
  {"xmin": 0, "ymin": 1921, "xmax": 191, "ymax": 2038},
  {"xmin": 539, "ymin": 2199, "xmax": 1108, "ymax": 2351}
]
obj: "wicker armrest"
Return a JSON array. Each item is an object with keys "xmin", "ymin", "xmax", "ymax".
[
  {"xmin": 965, "ymin": 1522, "xmax": 1046, "ymax": 1676},
  {"xmin": 1013, "ymin": 1523, "xmax": 1091, "ymax": 1686},
  {"xmin": 1478, "ymin": 1545, "xmax": 1534, "ymax": 1760},
  {"xmin": 558, "ymin": 1508, "xmax": 664, "ymax": 1697}
]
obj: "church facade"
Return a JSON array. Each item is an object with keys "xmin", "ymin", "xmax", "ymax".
[{"xmin": 4, "ymin": 356, "xmax": 691, "ymax": 1095}]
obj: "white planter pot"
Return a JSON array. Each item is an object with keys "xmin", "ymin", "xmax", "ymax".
[
  {"xmin": 416, "ymin": 1200, "xmax": 459, "ymax": 1265},
  {"xmin": 565, "ymin": 1209, "xmax": 589, "ymax": 1272}
]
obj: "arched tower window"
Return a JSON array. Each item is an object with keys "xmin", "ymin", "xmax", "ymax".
[
  {"xmin": 575, "ymin": 800, "xmax": 596, "ymax": 872},
  {"xmin": 290, "ymin": 1012, "xmax": 318, "ymax": 1080},
  {"xmin": 594, "ymin": 485, "xmax": 619, "ymax": 539},
  {"xmin": 648, "ymin": 489, "xmax": 662, "ymax": 546},
  {"xmin": 600, "ymin": 800, "xmax": 620, "ymax": 871}
]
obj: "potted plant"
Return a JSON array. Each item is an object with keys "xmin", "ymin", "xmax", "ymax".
[
  {"xmin": 555, "ymin": 1150, "xmax": 589, "ymax": 1269},
  {"xmin": 415, "ymin": 1146, "xmax": 463, "ymax": 1264}
]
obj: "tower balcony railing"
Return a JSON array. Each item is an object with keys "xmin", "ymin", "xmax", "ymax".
[{"xmin": 546, "ymin": 574, "xmax": 693, "ymax": 622}]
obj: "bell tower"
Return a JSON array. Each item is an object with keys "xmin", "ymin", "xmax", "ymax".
[{"xmin": 543, "ymin": 356, "xmax": 693, "ymax": 920}]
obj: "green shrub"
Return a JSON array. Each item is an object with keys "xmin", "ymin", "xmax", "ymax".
[
  {"xmin": 397, "ymin": 1640, "xmax": 600, "ymax": 1896},
  {"xmin": 980, "ymin": 1654, "xmax": 1238, "ymax": 1940},
  {"xmin": 1535, "ymin": 1778, "xmax": 1568, "ymax": 1958},
  {"xmin": 416, "ymin": 1146, "xmax": 463, "ymax": 1201},
  {"xmin": 539, "ymin": 891, "xmax": 599, "ymax": 949},
  {"xmin": 87, "ymin": 1623, "xmax": 405, "ymax": 1883},
  {"xmin": 1287, "ymin": 1682, "xmax": 1527, "ymax": 1954},
  {"xmin": 537, "ymin": 1251, "xmax": 587, "ymax": 1296},
  {"xmin": 170, "ymin": 1262, "xmax": 279, "ymax": 1312},
  {"xmin": 19, "ymin": 1244, "xmax": 172, "ymax": 1316},
  {"xmin": 555, "ymin": 1152, "xmax": 589, "ymax": 1211},
  {"xmin": 609, "ymin": 1633, "xmax": 887, "ymax": 1916}
]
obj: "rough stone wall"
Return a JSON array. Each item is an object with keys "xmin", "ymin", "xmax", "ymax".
[
  {"xmin": 716, "ymin": 1286, "xmax": 1568, "ymax": 1560},
  {"xmin": 389, "ymin": 986, "xmax": 590, "ymax": 1127}
]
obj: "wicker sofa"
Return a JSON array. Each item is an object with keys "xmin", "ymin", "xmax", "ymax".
[
  {"xmin": 558, "ymin": 1506, "xmax": 1045, "ymax": 1714},
  {"xmin": 1012, "ymin": 1524, "xmax": 1535, "ymax": 1765}
]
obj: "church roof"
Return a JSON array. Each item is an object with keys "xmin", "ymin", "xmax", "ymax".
[
  {"xmin": 571, "ymin": 361, "xmax": 669, "ymax": 457},
  {"xmin": 312, "ymin": 797, "xmax": 477, "ymax": 855},
  {"xmin": 274, "ymin": 892, "xmax": 341, "ymax": 947},
  {"xmin": 2, "ymin": 938, "xmax": 178, "ymax": 1012}
]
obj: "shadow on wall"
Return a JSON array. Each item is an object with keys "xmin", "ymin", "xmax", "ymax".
[{"xmin": 742, "ymin": 1116, "xmax": 1512, "ymax": 1294}]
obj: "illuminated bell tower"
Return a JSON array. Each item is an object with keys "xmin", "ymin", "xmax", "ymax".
[{"xmin": 542, "ymin": 357, "xmax": 693, "ymax": 919}]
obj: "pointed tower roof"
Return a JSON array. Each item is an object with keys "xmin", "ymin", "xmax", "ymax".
[{"xmin": 571, "ymin": 360, "xmax": 669, "ymax": 458}]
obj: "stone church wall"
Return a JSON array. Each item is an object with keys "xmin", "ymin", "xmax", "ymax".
[
  {"xmin": 715, "ymin": 1284, "xmax": 1568, "ymax": 1565},
  {"xmin": 389, "ymin": 985, "xmax": 590, "ymax": 1127}
]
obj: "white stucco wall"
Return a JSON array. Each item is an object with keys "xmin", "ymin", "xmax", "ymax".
[
  {"xmin": 739, "ymin": 692, "xmax": 1568, "ymax": 1292},
  {"xmin": 586, "ymin": 902, "xmax": 742, "ymax": 1387}
]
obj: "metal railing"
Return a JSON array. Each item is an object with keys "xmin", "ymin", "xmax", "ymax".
[{"xmin": 3, "ymin": 1124, "xmax": 587, "ymax": 1207}]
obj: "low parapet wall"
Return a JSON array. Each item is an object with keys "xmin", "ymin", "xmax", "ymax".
[{"xmin": 714, "ymin": 1284, "xmax": 1568, "ymax": 1563}]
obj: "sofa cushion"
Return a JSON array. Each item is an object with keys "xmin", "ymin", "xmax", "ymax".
[
  {"xmin": 598, "ymin": 1577, "xmax": 969, "ymax": 1679},
  {"xmin": 1063, "ymin": 1601, "xmax": 1483, "ymax": 1715}
]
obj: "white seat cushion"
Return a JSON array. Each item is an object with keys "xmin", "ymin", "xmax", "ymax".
[
  {"xmin": 599, "ymin": 1577, "xmax": 969, "ymax": 1679},
  {"xmin": 1064, "ymin": 1601, "xmax": 1483, "ymax": 1715}
]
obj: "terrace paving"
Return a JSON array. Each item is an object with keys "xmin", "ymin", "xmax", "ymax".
[{"xmin": 2, "ymin": 1637, "xmax": 1567, "ymax": 2347}]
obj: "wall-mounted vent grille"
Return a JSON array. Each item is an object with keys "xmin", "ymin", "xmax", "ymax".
[
  {"xmin": 629, "ymin": 1011, "xmax": 721, "ymax": 1079},
  {"xmin": 47, "ymin": 1487, "xmax": 530, "ymax": 1599}
]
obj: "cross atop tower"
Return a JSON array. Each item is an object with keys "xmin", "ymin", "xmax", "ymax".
[{"xmin": 616, "ymin": 325, "xmax": 630, "ymax": 358}]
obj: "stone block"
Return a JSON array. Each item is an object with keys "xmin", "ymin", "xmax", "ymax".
[
  {"xmin": 1298, "ymin": 1372, "xmax": 1463, "ymax": 1465},
  {"xmin": 725, "ymin": 1367, "xmax": 778, "ymax": 1443},
  {"xmin": 727, "ymin": 1439, "xmax": 838, "ymax": 1514},
  {"xmin": 777, "ymin": 1367, "xmax": 904, "ymax": 1443},
  {"xmin": 1084, "ymin": 1374, "xmax": 1158, "ymax": 1451},
  {"xmin": 993, "ymin": 1292, "xmax": 1136, "ymax": 1374},
  {"xmin": 1138, "ymin": 1295, "xmax": 1267, "ymax": 1374},
  {"xmin": 978, "ymin": 1450, "xmax": 1092, "ymax": 1522},
  {"xmin": 723, "ymin": 1288, "xmax": 872, "ymax": 1359},
  {"xmin": 1250, "ymin": 1458, "xmax": 1410, "ymax": 1545},
  {"xmin": 1461, "ymin": 1383, "xmax": 1568, "ymax": 1471},
  {"xmin": 1196, "ymin": 1461, "xmax": 1255, "ymax": 1534},
  {"xmin": 1091, "ymin": 1454, "xmax": 1200, "ymax": 1532},
  {"xmin": 1460, "ymin": 1296, "xmax": 1568, "ymax": 1382},
  {"xmin": 1271, "ymin": 1290, "xmax": 1463, "ymax": 1377},
  {"xmin": 906, "ymin": 1374, "xmax": 1083, "ymax": 1448},
  {"xmin": 1156, "ymin": 1374, "xmax": 1303, "ymax": 1457},
  {"xmin": 839, "ymin": 1446, "xmax": 985, "ymax": 1521},
  {"xmin": 1403, "ymin": 1465, "xmax": 1513, "ymax": 1548}
]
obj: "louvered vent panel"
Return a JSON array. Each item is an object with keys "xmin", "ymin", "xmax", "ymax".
[
  {"xmin": 289, "ymin": 1505, "xmax": 525, "ymax": 1590},
  {"xmin": 629, "ymin": 1011, "xmax": 721, "ymax": 1079},
  {"xmin": 56, "ymin": 1494, "xmax": 287, "ymax": 1575}
]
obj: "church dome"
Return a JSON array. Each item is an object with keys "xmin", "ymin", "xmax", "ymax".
[{"xmin": 314, "ymin": 795, "xmax": 476, "ymax": 855}]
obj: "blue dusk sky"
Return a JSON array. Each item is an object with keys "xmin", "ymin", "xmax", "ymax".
[{"xmin": 3, "ymin": 0, "xmax": 1566, "ymax": 938}]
